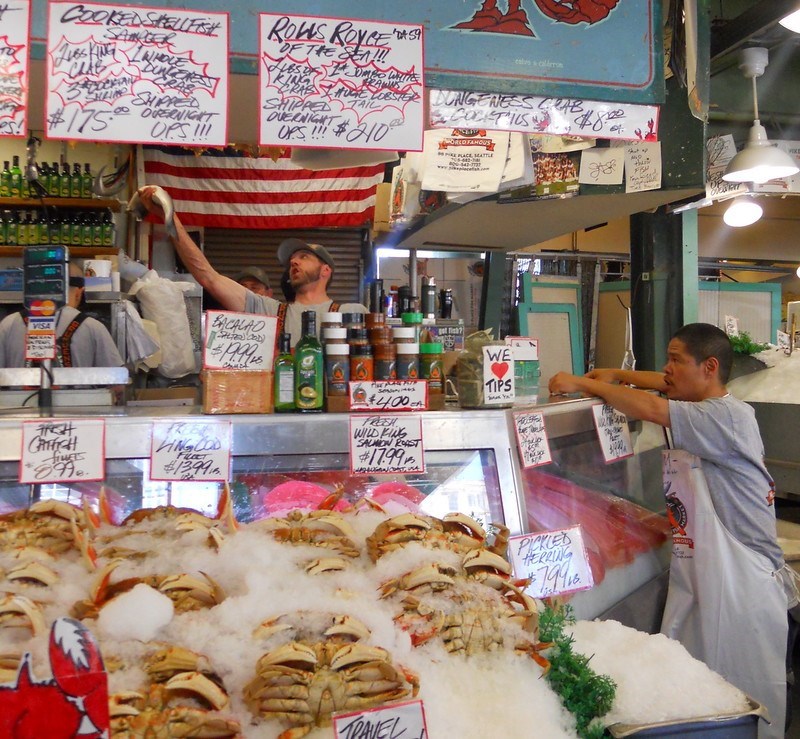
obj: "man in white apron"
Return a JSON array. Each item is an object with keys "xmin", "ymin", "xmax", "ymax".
[{"xmin": 550, "ymin": 323, "xmax": 795, "ymax": 738}]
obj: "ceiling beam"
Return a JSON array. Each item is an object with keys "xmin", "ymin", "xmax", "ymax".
[{"xmin": 711, "ymin": 0, "xmax": 800, "ymax": 61}]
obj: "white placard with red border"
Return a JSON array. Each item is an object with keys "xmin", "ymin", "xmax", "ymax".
[
  {"xmin": 349, "ymin": 380, "xmax": 428, "ymax": 411},
  {"xmin": 25, "ymin": 316, "xmax": 56, "ymax": 361},
  {"xmin": 513, "ymin": 411, "xmax": 552, "ymax": 468},
  {"xmin": 20, "ymin": 418, "xmax": 105, "ymax": 483},
  {"xmin": 505, "ymin": 335, "xmax": 538, "ymax": 360},
  {"xmin": 482, "ymin": 344, "xmax": 514, "ymax": 405},
  {"xmin": 349, "ymin": 414, "xmax": 424, "ymax": 475},
  {"xmin": 591, "ymin": 404, "xmax": 633, "ymax": 463},
  {"xmin": 259, "ymin": 13, "xmax": 424, "ymax": 151},
  {"xmin": 150, "ymin": 420, "xmax": 231, "ymax": 482},
  {"xmin": 508, "ymin": 526, "xmax": 594, "ymax": 599},
  {"xmin": 45, "ymin": 1, "xmax": 229, "ymax": 145},
  {"xmin": 203, "ymin": 310, "xmax": 277, "ymax": 370},
  {"xmin": 0, "ymin": 0, "xmax": 31, "ymax": 137},
  {"xmin": 333, "ymin": 699, "xmax": 427, "ymax": 739}
]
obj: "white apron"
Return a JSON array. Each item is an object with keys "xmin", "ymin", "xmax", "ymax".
[{"xmin": 661, "ymin": 450, "xmax": 787, "ymax": 739}]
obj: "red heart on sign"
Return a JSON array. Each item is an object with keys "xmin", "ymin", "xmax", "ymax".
[{"xmin": 491, "ymin": 362, "xmax": 509, "ymax": 379}]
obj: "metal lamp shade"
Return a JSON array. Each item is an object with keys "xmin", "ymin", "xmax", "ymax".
[{"xmin": 722, "ymin": 122, "xmax": 800, "ymax": 184}]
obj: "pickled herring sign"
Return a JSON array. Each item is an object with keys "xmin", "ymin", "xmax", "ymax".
[
  {"xmin": 0, "ymin": 0, "xmax": 30, "ymax": 137},
  {"xmin": 259, "ymin": 13, "xmax": 423, "ymax": 151},
  {"xmin": 45, "ymin": 1, "xmax": 228, "ymax": 145}
]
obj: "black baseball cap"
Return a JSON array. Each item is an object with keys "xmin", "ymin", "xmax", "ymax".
[
  {"xmin": 277, "ymin": 238, "xmax": 336, "ymax": 270},
  {"xmin": 235, "ymin": 266, "xmax": 270, "ymax": 288}
]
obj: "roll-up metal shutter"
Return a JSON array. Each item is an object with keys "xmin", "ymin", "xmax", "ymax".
[{"xmin": 203, "ymin": 228, "xmax": 368, "ymax": 305}]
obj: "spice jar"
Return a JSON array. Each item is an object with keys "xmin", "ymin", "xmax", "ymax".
[
  {"xmin": 374, "ymin": 343, "xmax": 397, "ymax": 380},
  {"xmin": 321, "ymin": 312, "xmax": 343, "ymax": 330},
  {"xmin": 347, "ymin": 327, "xmax": 369, "ymax": 347},
  {"xmin": 350, "ymin": 345, "xmax": 374, "ymax": 381},
  {"xmin": 456, "ymin": 330, "xmax": 512, "ymax": 409},
  {"xmin": 369, "ymin": 326, "xmax": 393, "ymax": 346},
  {"xmin": 419, "ymin": 342, "xmax": 444, "ymax": 394},
  {"xmin": 342, "ymin": 312, "xmax": 365, "ymax": 330},
  {"xmin": 322, "ymin": 327, "xmax": 347, "ymax": 345},
  {"xmin": 365, "ymin": 312, "xmax": 385, "ymax": 329},
  {"xmin": 396, "ymin": 342, "xmax": 419, "ymax": 380},
  {"xmin": 324, "ymin": 343, "xmax": 350, "ymax": 396},
  {"xmin": 392, "ymin": 326, "xmax": 416, "ymax": 344},
  {"xmin": 401, "ymin": 312, "xmax": 423, "ymax": 341}
]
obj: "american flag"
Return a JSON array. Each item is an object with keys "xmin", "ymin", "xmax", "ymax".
[{"xmin": 141, "ymin": 146, "xmax": 386, "ymax": 230}]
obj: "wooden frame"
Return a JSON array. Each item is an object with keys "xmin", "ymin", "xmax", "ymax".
[{"xmin": 516, "ymin": 303, "xmax": 584, "ymax": 384}]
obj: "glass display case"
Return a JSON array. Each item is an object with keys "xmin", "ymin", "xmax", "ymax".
[{"xmin": 0, "ymin": 397, "xmax": 671, "ymax": 624}]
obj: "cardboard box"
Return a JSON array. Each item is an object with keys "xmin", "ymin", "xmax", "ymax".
[{"xmin": 202, "ymin": 370, "xmax": 273, "ymax": 414}]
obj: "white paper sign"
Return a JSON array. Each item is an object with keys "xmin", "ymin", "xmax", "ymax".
[
  {"xmin": 204, "ymin": 311, "xmax": 277, "ymax": 370},
  {"xmin": 724, "ymin": 315, "xmax": 740, "ymax": 337},
  {"xmin": 0, "ymin": 0, "xmax": 30, "ymax": 137},
  {"xmin": 578, "ymin": 147, "xmax": 624, "ymax": 185},
  {"xmin": 150, "ymin": 420, "xmax": 231, "ymax": 482},
  {"xmin": 20, "ymin": 418, "xmax": 105, "ymax": 483},
  {"xmin": 513, "ymin": 411, "xmax": 552, "ymax": 469},
  {"xmin": 333, "ymin": 699, "xmax": 428, "ymax": 739},
  {"xmin": 777, "ymin": 330, "xmax": 790, "ymax": 351},
  {"xmin": 482, "ymin": 344, "xmax": 514, "ymax": 405},
  {"xmin": 349, "ymin": 380, "xmax": 428, "ymax": 411},
  {"xmin": 508, "ymin": 526, "xmax": 594, "ymax": 599},
  {"xmin": 45, "ymin": 1, "xmax": 228, "ymax": 145},
  {"xmin": 429, "ymin": 89, "xmax": 660, "ymax": 142},
  {"xmin": 705, "ymin": 134, "xmax": 747, "ymax": 200},
  {"xmin": 25, "ymin": 316, "xmax": 56, "ymax": 361},
  {"xmin": 349, "ymin": 415, "xmax": 424, "ymax": 474},
  {"xmin": 259, "ymin": 13, "xmax": 424, "ymax": 151},
  {"xmin": 506, "ymin": 336, "xmax": 538, "ymax": 361},
  {"xmin": 591, "ymin": 404, "xmax": 633, "ymax": 463},
  {"xmin": 421, "ymin": 128, "xmax": 509, "ymax": 192},
  {"xmin": 624, "ymin": 141, "xmax": 662, "ymax": 193}
]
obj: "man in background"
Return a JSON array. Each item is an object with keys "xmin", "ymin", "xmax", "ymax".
[
  {"xmin": 235, "ymin": 266, "xmax": 272, "ymax": 298},
  {"xmin": 0, "ymin": 262, "xmax": 124, "ymax": 367}
]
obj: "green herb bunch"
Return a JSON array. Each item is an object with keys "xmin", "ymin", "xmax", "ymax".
[
  {"xmin": 539, "ymin": 606, "xmax": 617, "ymax": 739},
  {"xmin": 728, "ymin": 331, "xmax": 770, "ymax": 355}
]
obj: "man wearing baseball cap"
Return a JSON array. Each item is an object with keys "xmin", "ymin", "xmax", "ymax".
[
  {"xmin": 137, "ymin": 187, "xmax": 366, "ymax": 347},
  {"xmin": 235, "ymin": 266, "xmax": 272, "ymax": 298}
]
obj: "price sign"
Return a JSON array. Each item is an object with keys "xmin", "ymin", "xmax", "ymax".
[
  {"xmin": 349, "ymin": 415, "xmax": 424, "ymax": 475},
  {"xmin": 0, "ymin": 0, "xmax": 30, "ymax": 137},
  {"xmin": 591, "ymin": 404, "xmax": 633, "ymax": 463},
  {"xmin": 150, "ymin": 420, "xmax": 231, "ymax": 482},
  {"xmin": 20, "ymin": 418, "xmax": 105, "ymax": 483},
  {"xmin": 482, "ymin": 345, "xmax": 514, "ymax": 405},
  {"xmin": 349, "ymin": 380, "xmax": 428, "ymax": 412},
  {"xmin": 333, "ymin": 699, "xmax": 428, "ymax": 739},
  {"xmin": 513, "ymin": 411, "xmax": 552, "ymax": 468},
  {"xmin": 724, "ymin": 314, "xmax": 740, "ymax": 337},
  {"xmin": 204, "ymin": 311, "xmax": 277, "ymax": 370},
  {"xmin": 25, "ymin": 316, "xmax": 56, "ymax": 361},
  {"xmin": 508, "ymin": 527, "xmax": 594, "ymax": 599}
]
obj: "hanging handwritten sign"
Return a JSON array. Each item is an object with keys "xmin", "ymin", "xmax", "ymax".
[
  {"xmin": 624, "ymin": 141, "xmax": 662, "ymax": 193},
  {"xmin": 482, "ymin": 344, "xmax": 514, "ymax": 405},
  {"xmin": 349, "ymin": 415, "xmax": 424, "ymax": 474},
  {"xmin": 724, "ymin": 314, "xmax": 740, "ymax": 337},
  {"xmin": 349, "ymin": 380, "xmax": 428, "ymax": 412},
  {"xmin": 204, "ymin": 311, "xmax": 277, "ymax": 370},
  {"xmin": 25, "ymin": 316, "xmax": 56, "ymax": 361},
  {"xmin": 777, "ymin": 330, "xmax": 790, "ymax": 352},
  {"xmin": 45, "ymin": 1, "xmax": 228, "ymax": 145},
  {"xmin": 20, "ymin": 418, "xmax": 105, "ymax": 483},
  {"xmin": 333, "ymin": 699, "xmax": 428, "ymax": 739},
  {"xmin": 508, "ymin": 527, "xmax": 593, "ymax": 599},
  {"xmin": 591, "ymin": 404, "xmax": 633, "ymax": 463},
  {"xmin": 259, "ymin": 13, "xmax": 424, "ymax": 151},
  {"xmin": 0, "ymin": 0, "xmax": 30, "ymax": 137},
  {"xmin": 513, "ymin": 411, "xmax": 552, "ymax": 469},
  {"xmin": 430, "ymin": 89, "xmax": 659, "ymax": 142},
  {"xmin": 150, "ymin": 420, "xmax": 231, "ymax": 482}
]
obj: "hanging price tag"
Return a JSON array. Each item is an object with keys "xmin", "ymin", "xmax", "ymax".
[
  {"xmin": 508, "ymin": 526, "xmax": 594, "ymax": 599},
  {"xmin": 150, "ymin": 420, "xmax": 231, "ymax": 482},
  {"xmin": 20, "ymin": 418, "xmax": 105, "ymax": 483},
  {"xmin": 513, "ymin": 411, "xmax": 552, "ymax": 468},
  {"xmin": 349, "ymin": 415, "xmax": 424, "ymax": 475},
  {"xmin": 591, "ymin": 404, "xmax": 633, "ymax": 463},
  {"xmin": 333, "ymin": 699, "xmax": 428, "ymax": 739}
]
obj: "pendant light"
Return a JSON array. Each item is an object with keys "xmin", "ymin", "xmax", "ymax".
[
  {"xmin": 780, "ymin": 10, "xmax": 800, "ymax": 33},
  {"xmin": 722, "ymin": 195, "xmax": 763, "ymax": 227},
  {"xmin": 722, "ymin": 48, "xmax": 800, "ymax": 184}
]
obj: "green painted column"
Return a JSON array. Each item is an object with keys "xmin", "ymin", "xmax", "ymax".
[{"xmin": 682, "ymin": 209, "xmax": 699, "ymax": 323}]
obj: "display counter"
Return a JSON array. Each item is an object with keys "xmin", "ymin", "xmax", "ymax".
[{"xmin": 0, "ymin": 396, "xmax": 671, "ymax": 623}]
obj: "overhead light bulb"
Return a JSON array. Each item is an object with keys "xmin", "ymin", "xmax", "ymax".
[
  {"xmin": 796, "ymin": 264, "xmax": 800, "ymax": 279},
  {"xmin": 722, "ymin": 48, "xmax": 800, "ymax": 184},
  {"xmin": 780, "ymin": 10, "xmax": 800, "ymax": 33},
  {"xmin": 723, "ymin": 196, "xmax": 763, "ymax": 227}
]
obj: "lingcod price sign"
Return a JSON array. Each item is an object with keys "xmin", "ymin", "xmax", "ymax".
[
  {"xmin": 20, "ymin": 418, "xmax": 105, "ymax": 483},
  {"xmin": 204, "ymin": 311, "xmax": 277, "ymax": 371},
  {"xmin": 349, "ymin": 414, "xmax": 424, "ymax": 475},
  {"xmin": 150, "ymin": 420, "xmax": 231, "ymax": 482},
  {"xmin": 591, "ymin": 404, "xmax": 633, "ymax": 463},
  {"xmin": 0, "ymin": 0, "xmax": 31, "ymax": 137},
  {"xmin": 45, "ymin": 1, "xmax": 228, "ymax": 145},
  {"xmin": 333, "ymin": 699, "xmax": 428, "ymax": 739},
  {"xmin": 259, "ymin": 13, "xmax": 424, "ymax": 151}
]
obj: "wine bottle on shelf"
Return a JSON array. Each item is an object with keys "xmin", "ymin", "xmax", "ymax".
[
  {"xmin": 273, "ymin": 332, "xmax": 296, "ymax": 413},
  {"xmin": 0, "ymin": 161, "xmax": 10, "ymax": 198},
  {"xmin": 70, "ymin": 162, "xmax": 82, "ymax": 198},
  {"xmin": 49, "ymin": 162, "xmax": 61, "ymax": 196},
  {"xmin": 81, "ymin": 163, "xmax": 93, "ymax": 199},
  {"xmin": 17, "ymin": 210, "xmax": 28, "ymax": 245},
  {"xmin": 59, "ymin": 209, "xmax": 71, "ymax": 245},
  {"xmin": 9, "ymin": 156, "xmax": 23, "ymax": 198},
  {"xmin": 59, "ymin": 163, "xmax": 71, "ymax": 198},
  {"xmin": 101, "ymin": 208, "xmax": 114, "ymax": 246},
  {"xmin": 294, "ymin": 311, "xmax": 324, "ymax": 412}
]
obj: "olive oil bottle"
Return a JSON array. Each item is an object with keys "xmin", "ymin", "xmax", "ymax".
[
  {"xmin": 294, "ymin": 311, "xmax": 323, "ymax": 412},
  {"xmin": 273, "ymin": 332, "xmax": 295, "ymax": 412}
]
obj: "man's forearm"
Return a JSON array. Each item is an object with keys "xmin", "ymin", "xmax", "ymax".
[
  {"xmin": 614, "ymin": 370, "xmax": 668, "ymax": 392},
  {"xmin": 575, "ymin": 376, "xmax": 670, "ymax": 427}
]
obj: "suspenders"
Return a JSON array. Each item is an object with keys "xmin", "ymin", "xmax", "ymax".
[
  {"xmin": 19, "ymin": 310, "xmax": 89, "ymax": 367},
  {"xmin": 275, "ymin": 301, "xmax": 340, "ymax": 345}
]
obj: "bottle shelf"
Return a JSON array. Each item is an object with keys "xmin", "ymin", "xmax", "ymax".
[
  {"xmin": 0, "ymin": 245, "xmax": 117, "ymax": 258},
  {"xmin": 0, "ymin": 197, "xmax": 121, "ymax": 211}
]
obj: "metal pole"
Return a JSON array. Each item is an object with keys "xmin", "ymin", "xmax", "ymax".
[
  {"xmin": 408, "ymin": 249, "xmax": 418, "ymax": 305},
  {"xmin": 39, "ymin": 358, "xmax": 53, "ymax": 415}
]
